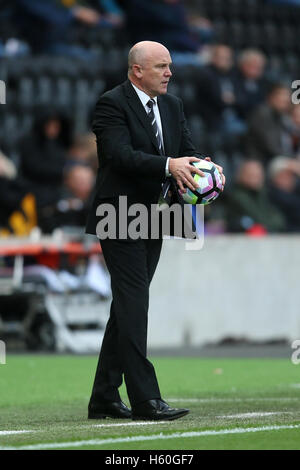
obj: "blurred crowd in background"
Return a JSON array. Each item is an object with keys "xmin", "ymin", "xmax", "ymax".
[{"xmin": 1, "ymin": 0, "xmax": 300, "ymax": 237}]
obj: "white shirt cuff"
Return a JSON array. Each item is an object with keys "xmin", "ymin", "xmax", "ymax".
[{"xmin": 165, "ymin": 157, "xmax": 171, "ymax": 177}]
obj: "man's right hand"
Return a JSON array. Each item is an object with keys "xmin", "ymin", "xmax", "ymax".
[{"xmin": 169, "ymin": 157, "xmax": 204, "ymax": 193}]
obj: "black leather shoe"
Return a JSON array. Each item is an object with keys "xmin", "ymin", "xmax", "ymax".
[
  {"xmin": 132, "ymin": 399, "xmax": 189, "ymax": 421},
  {"xmin": 88, "ymin": 400, "xmax": 131, "ymax": 419}
]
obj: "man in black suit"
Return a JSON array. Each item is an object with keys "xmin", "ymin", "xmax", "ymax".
[{"xmin": 86, "ymin": 41, "xmax": 224, "ymax": 421}]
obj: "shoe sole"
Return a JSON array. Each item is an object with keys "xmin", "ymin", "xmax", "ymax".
[
  {"xmin": 132, "ymin": 410, "xmax": 189, "ymax": 421},
  {"xmin": 88, "ymin": 413, "xmax": 131, "ymax": 419}
]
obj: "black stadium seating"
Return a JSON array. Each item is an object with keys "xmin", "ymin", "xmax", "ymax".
[{"xmin": 0, "ymin": 0, "xmax": 299, "ymax": 158}]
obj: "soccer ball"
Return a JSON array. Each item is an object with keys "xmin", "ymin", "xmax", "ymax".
[{"xmin": 178, "ymin": 159, "xmax": 223, "ymax": 205}]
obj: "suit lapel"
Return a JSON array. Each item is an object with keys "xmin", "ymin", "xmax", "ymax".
[
  {"xmin": 157, "ymin": 96, "xmax": 172, "ymax": 156},
  {"xmin": 124, "ymin": 80, "xmax": 160, "ymax": 154}
]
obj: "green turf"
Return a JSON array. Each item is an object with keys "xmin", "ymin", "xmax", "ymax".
[{"xmin": 0, "ymin": 355, "xmax": 300, "ymax": 450}]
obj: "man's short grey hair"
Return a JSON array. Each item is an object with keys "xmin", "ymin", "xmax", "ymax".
[
  {"xmin": 238, "ymin": 49, "xmax": 266, "ymax": 65},
  {"xmin": 128, "ymin": 46, "xmax": 144, "ymax": 72},
  {"xmin": 268, "ymin": 156, "xmax": 292, "ymax": 179}
]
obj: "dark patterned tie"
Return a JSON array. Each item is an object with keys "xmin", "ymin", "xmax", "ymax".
[
  {"xmin": 146, "ymin": 99, "xmax": 172, "ymax": 209},
  {"xmin": 146, "ymin": 99, "xmax": 164, "ymax": 155}
]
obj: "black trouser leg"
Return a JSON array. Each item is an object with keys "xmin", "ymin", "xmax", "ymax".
[
  {"xmin": 89, "ymin": 300, "xmax": 123, "ymax": 404},
  {"xmin": 89, "ymin": 238, "xmax": 163, "ymax": 406}
]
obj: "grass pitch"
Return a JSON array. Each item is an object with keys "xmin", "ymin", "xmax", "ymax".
[{"xmin": 0, "ymin": 355, "xmax": 300, "ymax": 450}]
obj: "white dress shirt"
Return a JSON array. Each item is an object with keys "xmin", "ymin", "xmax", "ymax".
[{"xmin": 131, "ymin": 82, "xmax": 171, "ymax": 177}]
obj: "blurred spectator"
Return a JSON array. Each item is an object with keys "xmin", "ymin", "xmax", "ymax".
[
  {"xmin": 0, "ymin": 148, "xmax": 17, "ymax": 180},
  {"xmin": 13, "ymin": 0, "xmax": 123, "ymax": 59},
  {"xmin": 19, "ymin": 109, "xmax": 72, "ymax": 209},
  {"xmin": 245, "ymin": 84, "xmax": 292, "ymax": 162},
  {"xmin": 187, "ymin": 10, "xmax": 215, "ymax": 46},
  {"xmin": 89, "ymin": 0, "xmax": 124, "ymax": 25},
  {"xmin": 67, "ymin": 133, "xmax": 98, "ymax": 173},
  {"xmin": 64, "ymin": 164, "xmax": 95, "ymax": 204},
  {"xmin": 38, "ymin": 164, "xmax": 95, "ymax": 233},
  {"xmin": 184, "ymin": 3, "xmax": 215, "ymax": 63},
  {"xmin": 268, "ymin": 156, "xmax": 300, "ymax": 232},
  {"xmin": 0, "ymin": 1, "xmax": 30, "ymax": 57},
  {"xmin": 0, "ymin": 145, "xmax": 36, "ymax": 235},
  {"xmin": 289, "ymin": 105, "xmax": 300, "ymax": 157},
  {"xmin": 0, "ymin": 147, "xmax": 20, "ymax": 227},
  {"xmin": 197, "ymin": 45, "xmax": 234, "ymax": 131},
  {"xmin": 226, "ymin": 159, "xmax": 286, "ymax": 233},
  {"xmin": 234, "ymin": 49, "xmax": 268, "ymax": 121},
  {"xmin": 119, "ymin": 0, "xmax": 208, "ymax": 65},
  {"xmin": 196, "ymin": 44, "xmax": 245, "ymax": 153}
]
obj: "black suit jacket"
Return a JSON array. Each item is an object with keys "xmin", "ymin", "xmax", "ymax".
[{"xmin": 86, "ymin": 79, "xmax": 201, "ymax": 235}]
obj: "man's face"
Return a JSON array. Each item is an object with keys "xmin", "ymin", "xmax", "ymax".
[
  {"xmin": 269, "ymin": 88, "xmax": 291, "ymax": 113},
  {"xmin": 273, "ymin": 169, "xmax": 296, "ymax": 192},
  {"xmin": 212, "ymin": 46, "xmax": 233, "ymax": 72},
  {"xmin": 138, "ymin": 48, "xmax": 172, "ymax": 97},
  {"xmin": 44, "ymin": 119, "xmax": 61, "ymax": 139},
  {"xmin": 239, "ymin": 161, "xmax": 265, "ymax": 190},
  {"xmin": 66, "ymin": 167, "xmax": 94, "ymax": 201},
  {"xmin": 291, "ymin": 105, "xmax": 300, "ymax": 127},
  {"xmin": 240, "ymin": 56, "xmax": 265, "ymax": 80}
]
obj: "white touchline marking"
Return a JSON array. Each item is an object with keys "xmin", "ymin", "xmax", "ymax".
[
  {"xmin": 0, "ymin": 431, "xmax": 35, "ymax": 436},
  {"xmin": 1, "ymin": 424, "xmax": 300, "ymax": 450},
  {"xmin": 167, "ymin": 397, "xmax": 300, "ymax": 403},
  {"xmin": 88, "ymin": 421, "xmax": 168, "ymax": 428},
  {"xmin": 217, "ymin": 412, "xmax": 293, "ymax": 419},
  {"xmin": 290, "ymin": 384, "xmax": 300, "ymax": 389}
]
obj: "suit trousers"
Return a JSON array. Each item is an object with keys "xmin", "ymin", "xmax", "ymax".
[{"xmin": 89, "ymin": 236, "xmax": 163, "ymax": 406}]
